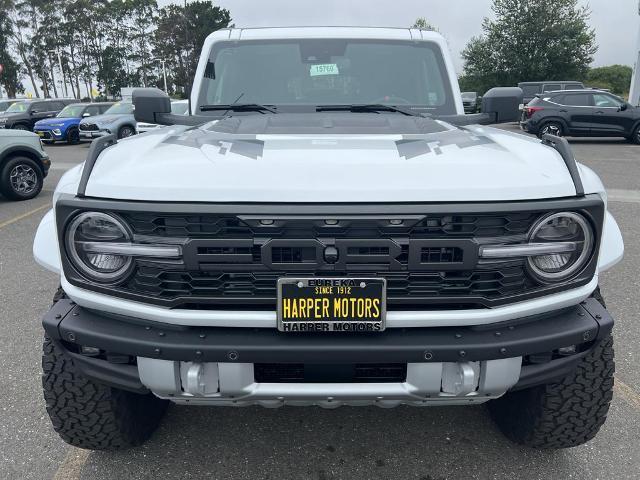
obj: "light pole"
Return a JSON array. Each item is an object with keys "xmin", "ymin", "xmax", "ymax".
[
  {"xmin": 48, "ymin": 49, "xmax": 69, "ymax": 98},
  {"xmin": 161, "ymin": 60, "xmax": 168, "ymax": 94},
  {"xmin": 630, "ymin": 0, "xmax": 640, "ymax": 106}
]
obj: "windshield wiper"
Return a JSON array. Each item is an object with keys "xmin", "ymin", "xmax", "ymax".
[
  {"xmin": 200, "ymin": 103, "xmax": 278, "ymax": 114},
  {"xmin": 317, "ymin": 104, "xmax": 426, "ymax": 117}
]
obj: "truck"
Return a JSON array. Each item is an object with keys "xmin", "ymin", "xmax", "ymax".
[{"xmin": 34, "ymin": 27, "xmax": 624, "ymax": 451}]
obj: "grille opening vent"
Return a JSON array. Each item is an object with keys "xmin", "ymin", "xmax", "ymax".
[
  {"xmin": 197, "ymin": 246, "xmax": 252, "ymax": 255},
  {"xmin": 421, "ymin": 247, "xmax": 464, "ymax": 263},
  {"xmin": 271, "ymin": 247, "xmax": 317, "ymax": 264},
  {"xmin": 347, "ymin": 246, "xmax": 390, "ymax": 256},
  {"xmin": 254, "ymin": 363, "xmax": 407, "ymax": 383}
]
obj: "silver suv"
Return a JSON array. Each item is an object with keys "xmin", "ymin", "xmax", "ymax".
[
  {"xmin": 0, "ymin": 129, "xmax": 49, "ymax": 200},
  {"xmin": 79, "ymin": 101, "xmax": 137, "ymax": 140}
]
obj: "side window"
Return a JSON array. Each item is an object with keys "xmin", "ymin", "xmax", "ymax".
[
  {"xmin": 30, "ymin": 102, "xmax": 45, "ymax": 112},
  {"xmin": 560, "ymin": 94, "xmax": 592, "ymax": 107},
  {"xmin": 593, "ymin": 94, "xmax": 623, "ymax": 108},
  {"xmin": 99, "ymin": 105, "xmax": 112, "ymax": 114},
  {"xmin": 565, "ymin": 84, "xmax": 583, "ymax": 90},
  {"xmin": 543, "ymin": 84, "xmax": 562, "ymax": 93},
  {"xmin": 521, "ymin": 85, "xmax": 541, "ymax": 96},
  {"xmin": 48, "ymin": 101, "xmax": 64, "ymax": 111},
  {"xmin": 85, "ymin": 106, "xmax": 100, "ymax": 116}
]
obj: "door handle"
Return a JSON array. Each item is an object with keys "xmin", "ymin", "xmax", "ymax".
[{"xmin": 595, "ymin": 111, "xmax": 605, "ymax": 114}]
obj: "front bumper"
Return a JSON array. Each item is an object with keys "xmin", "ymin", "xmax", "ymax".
[
  {"xmin": 34, "ymin": 128, "xmax": 64, "ymax": 141},
  {"xmin": 43, "ymin": 297, "xmax": 613, "ymax": 406},
  {"xmin": 79, "ymin": 129, "xmax": 109, "ymax": 139}
]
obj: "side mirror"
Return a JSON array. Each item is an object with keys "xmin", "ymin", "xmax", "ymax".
[
  {"xmin": 82, "ymin": 112, "xmax": 91, "ymax": 117},
  {"xmin": 133, "ymin": 88, "xmax": 209, "ymax": 127},
  {"xmin": 30, "ymin": 110, "xmax": 38, "ymax": 115},
  {"xmin": 481, "ymin": 87, "xmax": 524, "ymax": 123},
  {"xmin": 619, "ymin": 103, "xmax": 629, "ymax": 112}
]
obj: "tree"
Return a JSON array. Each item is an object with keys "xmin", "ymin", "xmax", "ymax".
[
  {"xmin": 461, "ymin": 0, "xmax": 597, "ymax": 94},
  {"xmin": 587, "ymin": 65, "xmax": 633, "ymax": 96},
  {"xmin": 412, "ymin": 18, "xmax": 438, "ymax": 32},
  {"xmin": 0, "ymin": 0, "xmax": 24, "ymax": 97},
  {"xmin": 153, "ymin": 1, "xmax": 232, "ymax": 97}
]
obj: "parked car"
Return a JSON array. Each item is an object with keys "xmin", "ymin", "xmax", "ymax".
[
  {"xmin": 461, "ymin": 92, "xmax": 480, "ymax": 113},
  {"xmin": 518, "ymin": 81, "xmax": 585, "ymax": 106},
  {"xmin": 78, "ymin": 101, "xmax": 136, "ymax": 140},
  {"xmin": 520, "ymin": 89, "xmax": 640, "ymax": 142},
  {"xmin": 137, "ymin": 100, "xmax": 189, "ymax": 133},
  {"xmin": 0, "ymin": 99, "xmax": 20, "ymax": 114},
  {"xmin": 33, "ymin": 102, "xmax": 114, "ymax": 144},
  {"xmin": 35, "ymin": 27, "xmax": 623, "ymax": 452},
  {"xmin": 0, "ymin": 129, "xmax": 49, "ymax": 200},
  {"xmin": 0, "ymin": 98, "xmax": 76, "ymax": 131}
]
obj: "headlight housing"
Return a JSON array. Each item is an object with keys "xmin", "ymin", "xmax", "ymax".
[
  {"xmin": 65, "ymin": 212, "xmax": 133, "ymax": 283},
  {"xmin": 527, "ymin": 212, "xmax": 594, "ymax": 282}
]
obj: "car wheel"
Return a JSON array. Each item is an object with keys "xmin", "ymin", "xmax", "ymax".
[
  {"xmin": 118, "ymin": 125, "xmax": 135, "ymax": 139},
  {"xmin": 488, "ymin": 332, "xmax": 614, "ymax": 449},
  {"xmin": 67, "ymin": 128, "xmax": 80, "ymax": 145},
  {"xmin": 632, "ymin": 125, "xmax": 640, "ymax": 145},
  {"xmin": 12, "ymin": 124, "xmax": 30, "ymax": 131},
  {"xmin": 0, "ymin": 156, "xmax": 44, "ymax": 201},
  {"xmin": 538, "ymin": 122, "xmax": 563, "ymax": 138},
  {"xmin": 42, "ymin": 335, "xmax": 168, "ymax": 451}
]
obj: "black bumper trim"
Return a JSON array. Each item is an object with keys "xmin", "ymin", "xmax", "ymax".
[{"xmin": 43, "ymin": 298, "xmax": 613, "ymax": 365}]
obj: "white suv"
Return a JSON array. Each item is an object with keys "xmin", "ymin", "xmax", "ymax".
[{"xmin": 34, "ymin": 27, "xmax": 623, "ymax": 451}]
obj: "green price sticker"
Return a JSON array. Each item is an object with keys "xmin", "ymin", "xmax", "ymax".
[{"xmin": 310, "ymin": 64, "xmax": 340, "ymax": 77}]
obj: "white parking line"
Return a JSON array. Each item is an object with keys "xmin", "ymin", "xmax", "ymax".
[
  {"xmin": 607, "ymin": 189, "xmax": 640, "ymax": 204},
  {"xmin": 51, "ymin": 162, "xmax": 83, "ymax": 171},
  {"xmin": 0, "ymin": 204, "xmax": 49, "ymax": 230},
  {"xmin": 53, "ymin": 448, "xmax": 90, "ymax": 480}
]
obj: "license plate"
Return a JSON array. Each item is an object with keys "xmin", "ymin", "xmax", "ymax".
[
  {"xmin": 36, "ymin": 131, "xmax": 44, "ymax": 137},
  {"xmin": 277, "ymin": 278, "xmax": 386, "ymax": 332}
]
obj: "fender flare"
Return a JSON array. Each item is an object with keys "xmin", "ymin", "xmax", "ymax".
[{"xmin": 0, "ymin": 145, "xmax": 48, "ymax": 173}]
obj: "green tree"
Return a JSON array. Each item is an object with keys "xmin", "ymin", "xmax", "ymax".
[
  {"xmin": 412, "ymin": 17, "xmax": 438, "ymax": 32},
  {"xmin": 587, "ymin": 65, "xmax": 633, "ymax": 96},
  {"xmin": 0, "ymin": 0, "xmax": 24, "ymax": 97},
  {"xmin": 461, "ymin": 0, "xmax": 597, "ymax": 94},
  {"xmin": 153, "ymin": 1, "xmax": 232, "ymax": 97}
]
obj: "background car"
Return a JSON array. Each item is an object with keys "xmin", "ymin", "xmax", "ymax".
[
  {"xmin": 520, "ymin": 89, "xmax": 640, "ymax": 143},
  {"xmin": 33, "ymin": 102, "xmax": 113, "ymax": 144},
  {"xmin": 136, "ymin": 100, "xmax": 189, "ymax": 133},
  {"xmin": 461, "ymin": 92, "xmax": 480, "ymax": 113},
  {"xmin": 78, "ymin": 101, "xmax": 137, "ymax": 140},
  {"xmin": 0, "ymin": 129, "xmax": 50, "ymax": 200},
  {"xmin": 0, "ymin": 99, "xmax": 20, "ymax": 114},
  {"xmin": 518, "ymin": 81, "xmax": 585, "ymax": 106},
  {"xmin": 0, "ymin": 98, "xmax": 76, "ymax": 131}
]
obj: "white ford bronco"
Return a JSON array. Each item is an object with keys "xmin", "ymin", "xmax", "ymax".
[{"xmin": 34, "ymin": 27, "xmax": 624, "ymax": 451}]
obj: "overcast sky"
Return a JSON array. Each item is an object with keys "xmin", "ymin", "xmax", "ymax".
[{"xmin": 189, "ymin": 0, "xmax": 639, "ymax": 72}]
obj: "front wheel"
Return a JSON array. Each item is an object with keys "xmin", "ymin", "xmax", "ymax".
[
  {"xmin": 631, "ymin": 125, "xmax": 640, "ymax": 145},
  {"xmin": 488, "ymin": 333, "xmax": 614, "ymax": 449},
  {"xmin": 538, "ymin": 121, "xmax": 564, "ymax": 138},
  {"xmin": 11, "ymin": 124, "xmax": 30, "ymax": 131},
  {"xmin": 42, "ymin": 336, "xmax": 168, "ymax": 450},
  {"xmin": 67, "ymin": 128, "xmax": 80, "ymax": 145},
  {"xmin": 0, "ymin": 156, "xmax": 44, "ymax": 200},
  {"xmin": 117, "ymin": 125, "xmax": 136, "ymax": 139}
]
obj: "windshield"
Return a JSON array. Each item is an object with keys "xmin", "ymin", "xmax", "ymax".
[
  {"xmin": 171, "ymin": 102, "xmax": 189, "ymax": 115},
  {"xmin": 5, "ymin": 102, "xmax": 28, "ymax": 113},
  {"xmin": 198, "ymin": 39, "xmax": 455, "ymax": 115},
  {"xmin": 104, "ymin": 102, "xmax": 133, "ymax": 115},
  {"xmin": 57, "ymin": 105, "xmax": 86, "ymax": 118}
]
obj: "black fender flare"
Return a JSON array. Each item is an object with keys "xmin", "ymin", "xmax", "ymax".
[{"xmin": 0, "ymin": 145, "xmax": 48, "ymax": 174}]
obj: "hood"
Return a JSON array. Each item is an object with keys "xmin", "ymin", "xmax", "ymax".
[
  {"xmin": 83, "ymin": 113, "xmax": 578, "ymax": 203},
  {"xmin": 35, "ymin": 117, "xmax": 79, "ymax": 128},
  {"xmin": 80, "ymin": 114, "xmax": 131, "ymax": 126}
]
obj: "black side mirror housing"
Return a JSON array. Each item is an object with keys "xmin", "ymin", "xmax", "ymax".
[
  {"xmin": 481, "ymin": 87, "xmax": 524, "ymax": 123},
  {"xmin": 132, "ymin": 88, "xmax": 171, "ymax": 124},
  {"xmin": 619, "ymin": 103, "xmax": 629, "ymax": 112},
  {"xmin": 133, "ymin": 88, "xmax": 208, "ymax": 127}
]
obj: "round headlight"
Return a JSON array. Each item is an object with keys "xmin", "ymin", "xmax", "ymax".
[
  {"xmin": 66, "ymin": 212, "xmax": 133, "ymax": 283},
  {"xmin": 528, "ymin": 212, "xmax": 594, "ymax": 282}
]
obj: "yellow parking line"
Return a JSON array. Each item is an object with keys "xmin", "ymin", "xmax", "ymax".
[
  {"xmin": 53, "ymin": 448, "xmax": 90, "ymax": 480},
  {"xmin": 0, "ymin": 204, "xmax": 49, "ymax": 230},
  {"xmin": 615, "ymin": 378, "xmax": 640, "ymax": 410}
]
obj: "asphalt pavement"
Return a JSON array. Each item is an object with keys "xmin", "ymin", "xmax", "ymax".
[{"xmin": 0, "ymin": 130, "xmax": 639, "ymax": 480}]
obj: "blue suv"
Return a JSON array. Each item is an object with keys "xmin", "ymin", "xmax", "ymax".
[{"xmin": 33, "ymin": 102, "xmax": 113, "ymax": 144}]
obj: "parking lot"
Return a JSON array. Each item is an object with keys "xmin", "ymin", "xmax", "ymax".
[{"xmin": 1, "ymin": 127, "xmax": 639, "ymax": 480}]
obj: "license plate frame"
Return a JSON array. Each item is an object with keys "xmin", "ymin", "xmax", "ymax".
[{"xmin": 277, "ymin": 277, "xmax": 387, "ymax": 333}]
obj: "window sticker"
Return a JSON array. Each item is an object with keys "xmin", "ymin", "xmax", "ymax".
[{"xmin": 310, "ymin": 64, "xmax": 340, "ymax": 77}]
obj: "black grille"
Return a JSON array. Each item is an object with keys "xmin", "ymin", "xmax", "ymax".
[
  {"xmin": 80, "ymin": 123, "xmax": 98, "ymax": 131},
  {"xmin": 254, "ymin": 363, "xmax": 407, "ymax": 383}
]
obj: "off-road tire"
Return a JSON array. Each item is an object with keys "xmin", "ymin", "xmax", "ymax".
[
  {"xmin": 488, "ymin": 332, "xmax": 614, "ymax": 449},
  {"xmin": 42, "ymin": 336, "xmax": 168, "ymax": 451},
  {"xmin": 0, "ymin": 156, "xmax": 44, "ymax": 200},
  {"xmin": 537, "ymin": 121, "xmax": 564, "ymax": 139}
]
